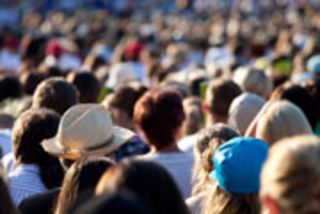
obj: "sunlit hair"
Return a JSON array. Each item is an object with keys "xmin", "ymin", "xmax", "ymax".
[
  {"xmin": 256, "ymin": 101, "xmax": 312, "ymax": 145},
  {"xmin": 233, "ymin": 67, "xmax": 273, "ymax": 99},
  {"xmin": 260, "ymin": 135, "xmax": 320, "ymax": 213},
  {"xmin": 204, "ymin": 183, "xmax": 260, "ymax": 214},
  {"xmin": 182, "ymin": 97, "xmax": 204, "ymax": 136},
  {"xmin": 192, "ymin": 124, "xmax": 239, "ymax": 195}
]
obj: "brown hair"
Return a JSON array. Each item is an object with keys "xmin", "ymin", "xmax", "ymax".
[
  {"xmin": 134, "ymin": 88, "xmax": 185, "ymax": 150},
  {"xmin": 260, "ymin": 135, "xmax": 320, "ymax": 213},
  {"xmin": 55, "ymin": 157, "xmax": 114, "ymax": 214},
  {"xmin": 205, "ymin": 78, "xmax": 241, "ymax": 122},
  {"xmin": 96, "ymin": 159, "xmax": 189, "ymax": 214},
  {"xmin": 33, "ymin": 77, "xmax": 78, "ymax": 115}
]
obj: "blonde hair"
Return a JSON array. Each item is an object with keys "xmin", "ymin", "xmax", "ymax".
[
  {"xmin": 192, "ymin": 124, "xmax": 239, "ymax": 195},
  {"xmin": 260, "ymin": 135, "xmax": 320, "ymax": 213},
  {"xmin": 204, "ymin": 183, "xmax": 260, "ymax": 214},
  {"xmin": 233, "ymin": 67, "xmax": 272, "ymax": 99},
  {"xmin": 256, "ymin": 101, "xmax": 312, "ymax": 145}
]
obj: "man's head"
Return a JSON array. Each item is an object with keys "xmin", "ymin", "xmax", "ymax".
[{"xmin": 32, "ymin": 77, "xmax": 78, "ymax": 115}]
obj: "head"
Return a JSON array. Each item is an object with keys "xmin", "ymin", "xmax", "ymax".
[
  {"xmin": 32, "ymin": 77, "xmax": 78, "ymax": 115},
  {"xmin": 12, "ymin": 108, "xmax": 64, "ymax": 188},
  {"xmin": 19, "ymin": 72, "xmax": 46, "ymax": 95},
  {"xmin": 67, "ymin": 72, "xmax": 101, "ymax": 103},
  {"xmin": 260, "ymin": 135, "xmax": 320, "ymax": 214},
  {"xmin": 256, "ymin": 101, "xmax": 313, "ymax": 146},
  {"xmin": 0, "ymin": 75, "xmax": 22, "ymax": 102},
  {"xmin": 105, "ymin": 85, "xmax": 146, "ymax": 131},
  {"xmin": 41, "ymin": 104, "xmax": 135, "ymax": 162},
  {"xmin": 204, "ymin": 137, "xmax": 268, "ymax": 214},
  {"xmin": 228, "ymin": 93, "xmax": 265, "ymax": 135},
  {"xmin": 96, "ymin": 159, "xmax": 189, "ymax": 214},
  {"xmin": 233, "ymin": 67, "xmax": 273, "ymax": 100},
  {"xmin": 55, "ymin": 157, "xmax": 114, "ymax": 214},
  {"xmin": 74, "ymin": 190, "xmax": 152, "ymax": 214},
  {"xmin": 192, "ymin": 124, "xmax": 239, "ymax": 195},
  {"xmin": 204, "ymin": 78, "xmax": 241, "ymax": 125},
  {"xmin": 134, "ymin": 88, "xmax": 185, "ymax": 150},
  {"xmin": 271, "ymin": 83, "xmax": 317, "ymax": 130},
  {"xmin": 182, "ymin": 97, "xmax": 204, "ymax": 136}
]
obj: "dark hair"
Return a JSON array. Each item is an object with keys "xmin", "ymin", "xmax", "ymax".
[
  {"xmin": 32, "ymin": 77, "xmax": 78, "ymax": 115},
  {"xmin": 134, "ymin": 88, "xmax": 185, "ymax": 149},
  {"xmin": 67, "ymin": 72, "xmax": 101, "ymax": 103},
  {"xmin": 0, "ymin": 167, "xmax": 18, "ymax": 214},
  {"xmin": 272, "ymin": 83, "xmax": 317, "ymax": 130},
  {"xmin": 109, "ymin": 85, "xmax": 147, "ymax": 119},
  {"xmin": 74, "ymin": 190, "xmax": 153, "ymax": 214},
  {"xmin": 96, "ymin": 160, "xmax": 189, "ymax": 214},
  {"xmin": 19, "ymin": 72, "xmax": 46, "ymax": 95},
  {"xmin": 205, "ymin": 79, "xmax": 241, "ymax": 117},
  {"xmin": 12, "ymin": 108, "xmax": 64, "ymax": 188},
  {"xmin": 55, "ymin": 157, "xmax": 114, "ymax": 214},
  {"xmin": 0, "ymin": 75, "xmax": 22, "ymax": 102}
]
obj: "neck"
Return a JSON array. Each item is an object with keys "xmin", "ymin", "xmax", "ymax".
[
  {"xmin": 151, "ymin": 143, "xmax": 181, "ymax": 153},
  {"xmin": 206, "ymin": 114, "xmax": 227, "ymax": 127}
]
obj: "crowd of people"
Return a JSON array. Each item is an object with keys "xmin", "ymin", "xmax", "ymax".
[{"xmin": 1, "ymin": 0, "xmax": 320, "ymax": 213}]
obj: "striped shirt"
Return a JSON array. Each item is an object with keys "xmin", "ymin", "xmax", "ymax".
[{"xmin": 8, "ymin": 164, "xmax": 47, "ymax": 205}]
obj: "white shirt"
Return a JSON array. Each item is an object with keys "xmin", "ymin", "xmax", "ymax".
[
  {"xmin": 9, "ymin": 164, "xmax": 47, "ymax": 205},
  {"xmin": 140, "ymin": 152, "xmax": 194, "ymax": 198}
]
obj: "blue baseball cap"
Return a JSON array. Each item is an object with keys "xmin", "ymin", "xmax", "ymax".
[
  {"xmin": 307, "ymin": 55, "xmax": 320, "ymax": 74},
  {"xmin": 209, "ymin": 137, "xmax": 268, "ymax": 194}
]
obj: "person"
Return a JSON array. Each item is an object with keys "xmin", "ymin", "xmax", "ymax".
[
  {"xmin": 0, "ymin": 166, "xmax": 18, "ymax": 214},
  {"xmin": 0, "ymin": 75, "xmax": 22, "ymax": 103},
  {"xmin": 203, "ymin": 137, "xmax": 268, "ymax": 214},
  {"xmin": 8, "ymin": 108, "xmax": 64, "ymax": 205},
  {"xmin": 32, "ymin": 77, "xmax": 78, "ymax": 115},
  {"xmin": 182, "ymin": 97, "xmax": 204, "ymax": 137},
  {"xmin": 134, "ymin": 88, "xmax": 193, "ymax": 198},
  {"xmin": 233, "ymin": 67, "xmax": 273, "ymax": 100},
  {"xmin": 96, "ymin": 159, "xmax": 189, "ymax": 214},
  {"xmin": 204, "ymin": 78, "xmax": 241, "ymax": 126},
  {"xmin": 260, "ymin": 135, "xmax": 320, "ymax": 213},
  {"xmin": 228, "ymin": 93, "xmax": 265, "ymax": 135},
  {"xmin": 74, "ymin": 190, "xmax": 153, "ymax": 214},
  {"xmin": 54, "ymin": 157, "xmax": 114, "ymax": 214},
  {"xmin": 188, "ymin": 124, "xmax": 239, "ymax": 214},
  {"xmin": 67, "ymin": 72, "xmax": 101, "ymax": 103},
  {"xmin": 255, "ymin": 101, "xmax": 313, "ymax": 146},
  {"xmin": 41, "ymin": 104, "xmax": 142, "ymax": 165}
]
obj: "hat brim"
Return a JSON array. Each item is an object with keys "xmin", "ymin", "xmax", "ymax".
[{"xmin": 41, "ymin": 126, "xmax": 135, "ymax": 160}]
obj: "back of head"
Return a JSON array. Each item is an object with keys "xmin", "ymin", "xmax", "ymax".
[
  {"xmin": 33, "ymin": 77, "xmax": 78, "ymax": 115},
  {"xmin": 74, "ymin": 190, "xmax": 153, "ymax": 214},
  {"xmin": 96, "ymin": 159, "xmax": 189, "ymax": 214},
  {"xmin": 182, "ymin": 97, "xmax": 204, "ymax": 136},
  {"xmin": 56, "ymin": 157, "xmax": 114, "ymax": 214},
  {"xmin": 228, "ymin": 93, "xmax": 265, "ymax": 135},
  {"xmin": 0, "ymin": 75, "xmax": 22, "ymax": 102},
  {"xmin": 233, "ymin": 67, "xmax": 272, "ymax": 99},
  {"xmin": 134, "ymin": 88, "xmax": 185, "ymax": 150},
  {"xmin": 271, "ymin": 83, "xmax": 317, "ymax": 130},
  {"xmin": 12, "ymin": 108, "xmax": 60, "ymax": 165},
  {"xmin": 67, "ymin": 72, "xmax": 101, "ymax": 103},
  {"xmin": 256, "ymin": 101, "xmax": 312, "ymax": 145},
  {"xmin": 19, "ymin": 72, "xmax": 46, "ymax": 95},
  {"xmin": 260, "ymin": 135, "xmax": 320, "ymax": 213},
  {"xmin": 205, "ymin": 78, "xmax": 241, "ymax": 123}
]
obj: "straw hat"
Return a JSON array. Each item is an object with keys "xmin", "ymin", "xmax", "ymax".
[{"xmin": 41, "ymin": 104, "xmax": 135, "ymax": 160}]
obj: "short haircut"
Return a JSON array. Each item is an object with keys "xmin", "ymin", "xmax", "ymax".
[
  {"xmin": 0, "ymin": 75, "xmax": 22, "ymax": 102},
  {"xmin": 12, "ymin": 108, "xmax": 60, "ymax": 164},
  {"xmin": 205, "ymin": 78, "xmax": 241, "ymax": 117},
  {"xmin": 67, "ymin": 72, "xmax": 101, "ymax": 103},
  {"xmin": 108, "ymin": 85, "xmax": 147, "ymax": 119},
  {"xmin": 256, "ymin": 101, "xmax": 313, "ymax": 145},
  {"xmin": 134, "ymin": 88, "xmax": 185, "ymax": 149},
  {"xmin": 261, "ymin": 135, "xmax": 320, "ymax": 213},
  {"xmin": 32, "ymin": 77, "xmax": 78, "ymax": 115},
  {"xmin": 19, "ymin": 72, "xmax": 46, "ymax": 95}
]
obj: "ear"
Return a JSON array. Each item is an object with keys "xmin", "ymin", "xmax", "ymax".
[{"xmin": 261, "ymin": 195, "xmax": 280, "ymax": 214}]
